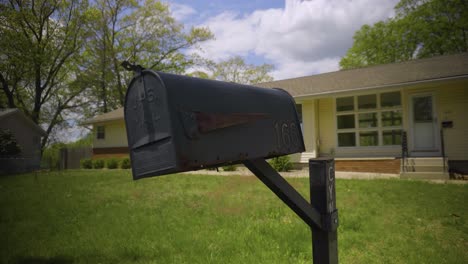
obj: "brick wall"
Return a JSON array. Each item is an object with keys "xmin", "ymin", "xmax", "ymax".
[
  {"xmin": 335, "ymin": 159, "xmax": 401, "ymax": 174},
  {"xmin": 92, "ymin": 147, "xmax": 129, "ymax": 159}
]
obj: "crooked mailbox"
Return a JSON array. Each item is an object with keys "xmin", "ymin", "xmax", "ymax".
[{"xmin": 124, "ymin": 70, "xmax": 305, "ymax": 179}]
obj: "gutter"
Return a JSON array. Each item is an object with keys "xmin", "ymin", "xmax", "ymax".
[{"xmin": 293, "ymin": 74, "xmax": 468, "ymax": 100}]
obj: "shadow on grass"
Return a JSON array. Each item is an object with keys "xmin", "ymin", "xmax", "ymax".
[{"xmin": 14, "ymin": 256, "xmax": 73, "ymax": 264}]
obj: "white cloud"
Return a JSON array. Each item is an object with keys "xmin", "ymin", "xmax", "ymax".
[
  {"xmin": 192, "ymin": 0, "xmax": 399, "ymax": 79},
  {"xmin": 170, "ymin": 3, "xmax": 197, "ymax": 22}
]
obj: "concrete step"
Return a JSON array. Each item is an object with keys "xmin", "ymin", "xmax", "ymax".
[
  {"xmin": 402, "ymin": 165, "xmax": 447, "ymax": 173},
  {"xmin": 404, "ymin": 157, "xmax": 447, "ymax": 166},
  {"xmin": 300, "ymin": 152, "xmax": 316, "ymax": 163},
  {"xmin": 401, "ymin": 172, "xmax": 449, "ymax": 180}
]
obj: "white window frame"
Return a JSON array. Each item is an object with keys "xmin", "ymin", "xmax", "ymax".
[{"xmin": 336, "ymin": 91, "xmax": 403, "ymax": 148}]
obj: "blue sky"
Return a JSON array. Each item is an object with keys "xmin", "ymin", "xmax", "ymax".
[
  {"xmin": 65, "ymin": 0, "xmax": 400, "ymax": 142},
  {"xmin": 167, "ymin": 0, "xmax": 399, "ymax": 80}
]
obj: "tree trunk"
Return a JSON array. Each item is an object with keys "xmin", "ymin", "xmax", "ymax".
[{"xmin": 0, "ymin": 73, "xmax": 16, "ymax": 108}]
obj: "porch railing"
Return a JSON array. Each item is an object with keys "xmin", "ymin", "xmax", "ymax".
[{"xmin": 401, "ymin": 131, "xmax": 408, "ymax": 172}]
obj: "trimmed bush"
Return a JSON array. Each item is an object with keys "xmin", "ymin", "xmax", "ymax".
[
  {"xmin": 121, "ymin": 158, "xmax": 131, "ymax": 169},
  {"xmin": 0, "ymin": 129, "xmax": 21, "ymax": 156},
  {"xmin": 92, "ymin": 159, "xmax": 105, "ymax": 169},
  {"xmin": 222, "ymin": 164, "xmax": 237, "ymax": 171},
  {"xmin": 269, "ymin": 156, "xmax": 293, "ymax": 172},
  {"xmin": 80, "ymin": 158, "xmax": 93, "ymax": 169},
  {"xmin": 106, "ymin": 158, "xmax": 119, "ymax": 169}
]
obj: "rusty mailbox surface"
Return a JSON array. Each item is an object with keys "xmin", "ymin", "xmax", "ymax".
[{"xmin": 124, "ymin": 70, "xmax": 304, "ymax": 179}]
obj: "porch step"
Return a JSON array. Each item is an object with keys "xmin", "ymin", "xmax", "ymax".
[
  {"xmin": 300, "ymin": 152, "xmax": 316, "ymax": 163},
  {"xmin": 401, "ymin": 172, "xmax": 449, "ymax": 180},
  {"xmin": 402, "ymin": 165, "xmax": 446, "ymax": 172},
  {"xmin": 402, "ymin": 157, "xmax": 448, "ymax": 173},
  {"xmin": 404, "ymin": 157, "xmax": 448, "ymax": 166}
]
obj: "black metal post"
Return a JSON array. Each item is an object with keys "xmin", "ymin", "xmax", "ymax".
[
  {"xmin": 244, "ymin": 158, "xmax": 339, "ymax": 263},
  {"xmin": 243, "ymin": 158, "xmax": 322, "ymax": 229},
  {"xmin": 310, "ymin": 158, "xmax": 338, "ymax": 264}
]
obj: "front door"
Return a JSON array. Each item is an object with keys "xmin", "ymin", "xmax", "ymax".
[{"xmin": 410, "ymin": 93, "xmax": 439, "ymax": 155}]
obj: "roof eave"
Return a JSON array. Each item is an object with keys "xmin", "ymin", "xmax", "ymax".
[{"xmin": 294, "ymin": 74, "xmax": 468, "ymax": 100}]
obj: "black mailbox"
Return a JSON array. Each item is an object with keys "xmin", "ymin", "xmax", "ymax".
[{"xmin": 124, "ymin": 70, "xmax": 304, "ymax": 180}]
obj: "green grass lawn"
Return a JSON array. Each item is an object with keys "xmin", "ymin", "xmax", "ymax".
[{"xmin": 0, "ymin": 170, "xmax": 467, "ymax": 264}]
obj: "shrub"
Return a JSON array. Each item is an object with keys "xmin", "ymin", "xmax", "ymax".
[
  {"xmin": 80, "ymin": 158, "xmax": 93, "ymax": 169},
  {"xmin": 269, "ymin": 156, "xmax": 293, "ymax": 172},
  {"xmin": 106, "ymin": 158, "xmax": 119, "ymax": 169},
  {"xmin": 121, "ymin": 157, "xmax": 131, "ymax": 169},
  {"xmin": 92, "ymin": 159, "xmax": 105, "ymax": 169},
  {"xmin": 222, "ymin": 164, "xmax": 237, "ymax": 171},
  {"xmin": 0, "ymin": 129, "xmax": 21, "ymax": 156}
]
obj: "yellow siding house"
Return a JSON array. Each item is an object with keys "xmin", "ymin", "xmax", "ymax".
[{"xmin": 87, "ymin": 53, "xmax": 468, "ymax": 178}]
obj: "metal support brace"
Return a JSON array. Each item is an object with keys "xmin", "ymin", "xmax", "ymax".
[{"xmin": 243, "ymin": 158, "xmax": 338, "ymax": 264}]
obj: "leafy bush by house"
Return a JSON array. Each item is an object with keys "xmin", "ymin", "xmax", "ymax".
[
  {"xmin": 92, "ymin": 159, "xmax": 105, "ymax": 169},
  {"xmin": 80, "ymin": 158, "xmax": 93, "ymax": 169},
  {"xmin": 121, "ymin": 158, "xmax": 131, "ymax": 169},
  {"xmin": 106, "ymin": 158, "xmax": 119, "ymax": 169},
  {"xmin": 222, "ymin": 164, "xmax": 237, "ymax": 171},
  {"xmin": 269, "ymin": 156, "xmax": 293, "ymax": 172},
  {"xmin": 0, "ymin": 129, "xmax": 21, "ymax": 156}
]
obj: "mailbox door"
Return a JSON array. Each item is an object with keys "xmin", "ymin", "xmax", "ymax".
[{"xmin": 125, "ymin": 71, "xmax": 178, "ymax": 179}]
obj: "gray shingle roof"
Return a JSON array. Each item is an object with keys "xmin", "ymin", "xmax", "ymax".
[
  {"xmin": 0, "ymin": 108, "xmax": 46, "ymax": 136},
  {"xmin": 83, "ymin": 108, "xmax": 124, "ymax": 125},
  {"xmin": 256, "ymin": 53, "xmax": 468, "ymax": 97}
]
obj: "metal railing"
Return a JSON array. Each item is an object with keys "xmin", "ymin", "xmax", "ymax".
[{"xmin": 401, "ymin": 131, "xmax": 408, "ymax": 172}]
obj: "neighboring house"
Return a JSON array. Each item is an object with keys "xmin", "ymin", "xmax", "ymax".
[
  {"xmin": 86, "ymin": 53, "xmax": 468, "ymax": 178},
  {"xmin": 83, "ymin": 108, "xmax": 128, "ymax": 159},
  {"xmin": 0, "ymin": 108, "xmax": 46, "ymax": 174}
]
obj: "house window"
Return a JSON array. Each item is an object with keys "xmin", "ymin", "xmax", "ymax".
[
  {"xmin": 296, "ymin": 104, "xmax": 303, "ymax": 132},
  {"xmin": 97, "ymin": 126, "xmax": 105, "ymax": 140},
  {"xmin": 336, "ymin": 91, "xmax": 402, "ymax": 147}
]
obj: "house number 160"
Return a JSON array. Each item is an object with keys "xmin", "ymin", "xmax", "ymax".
[{"xmin": 274, "ymin": 122, "xmax": 299, "ymax": 150}]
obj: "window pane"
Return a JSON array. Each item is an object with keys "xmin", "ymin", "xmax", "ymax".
[
  {"xmin": 336, "ymin": 97, "xmax": 354, "ymax": 112},
  {"xmin": 413, "ymin": 96, "xmax": 433, "ymax": 122},
  {"xmin": 359, "ymin": 131, "xmax": 378, "ymax": 146},
  {"xmin": 97, "ymin": 126, "xmax": 105, "ymax": 139},
  {"xmin": 295, "ymin": 104, "xmax": 302, "ymax": 123},
  {"xmin": 358, "ymin": 94, "xmax": 376, "ymax": 109},
  {"xmin": 338, "ymin": 133, "xmax": 356, "ymax": 147},
  {"xmin": 359, "ymin": 113, "xmax": 377, "ymax": 128},
  {"xmin": 383, "ymin": 130, "xmax": 402, "ymax": 145},
  {"xmin": 382, "ymin": 110, "xmax": 402, "ymax": 127},
  {"xmin": 381, "ymin": 92, "xmax": 401, "ymax": 107},
  {"xmin": 337, "ymin": 114, "xmax": 355, "ymax": 129}
]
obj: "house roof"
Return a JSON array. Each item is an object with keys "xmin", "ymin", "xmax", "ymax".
[
  {"xmin": 0, "ymin": 108, "xmax": 47, "ymax": 136},
  {"xmin": 87, "ymin": 53, "xmax": 468, "ymax": 123},
  {"xmin": 256, "ymin": 52, "xmax": 468, "ymax": 98},
  {"xmin": 83, "ymin": 108, "xmax": 124, "ymax": 125}
]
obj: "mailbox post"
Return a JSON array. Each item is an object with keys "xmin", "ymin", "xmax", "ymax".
[
  {"xmin": 310, "ymin": 159, "xmax": 338, "ymax": 264},
  {"xmin": 122, "ymin": 63, "xmax": 338, "ymax": 263}
]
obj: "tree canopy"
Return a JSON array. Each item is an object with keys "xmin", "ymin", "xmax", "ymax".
[
  {"xmin": 202, "ymin": 56, "xmax": 274, "ymax": 85},
  {"xmin": 0, "ymin": 0, "xmax": 212, "ymax": 150},
  {"xmin": 340, "ymin": 0, "xmax": 468, "ymax": 69}
]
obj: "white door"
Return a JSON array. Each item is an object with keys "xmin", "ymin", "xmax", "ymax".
[{"xmin": 410, "ymin": 94, "xmax": 439, "ymax": 155}]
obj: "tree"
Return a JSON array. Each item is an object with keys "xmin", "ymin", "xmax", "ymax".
[
  {"xmin": 83, "ymin": 0, "xmax": 213, "ymax": 115},
  {"xmin": 0, "ymin": 0, "xmax": 92, "ymax": 150},
  {"xmin": 204, "ymin": 56, "xmax": 274, "ymax": 85},
  {"xmin": 340, "ymin": 0, "xmax": 468, "ymax": 69}
]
